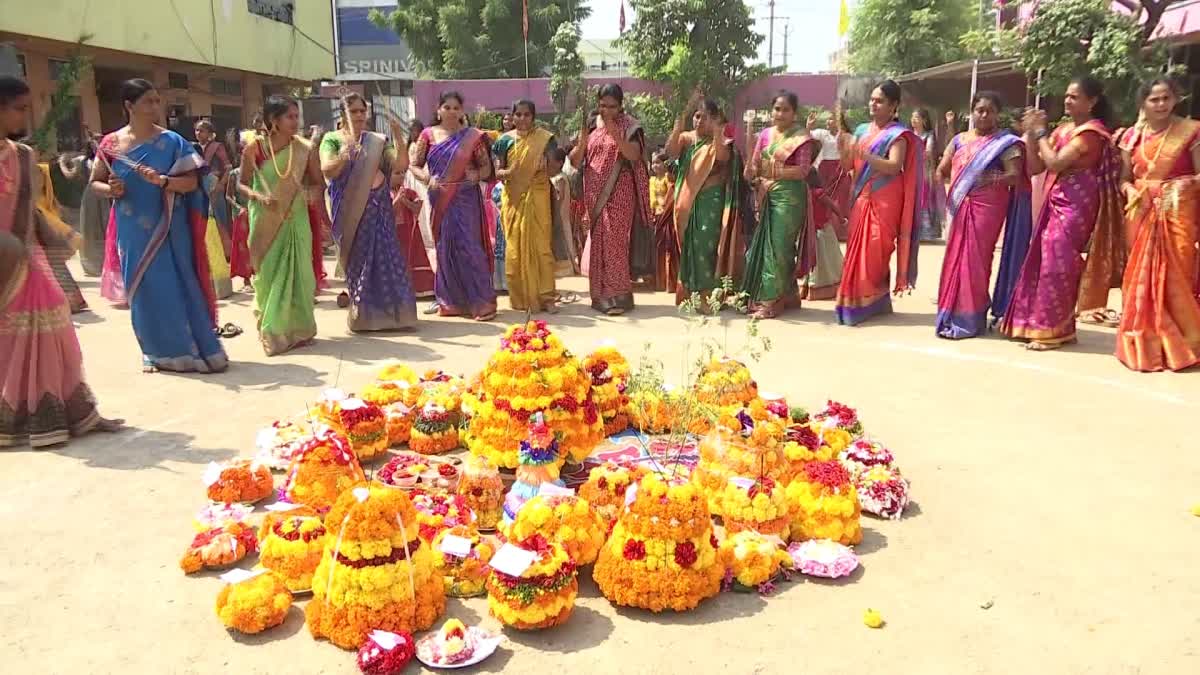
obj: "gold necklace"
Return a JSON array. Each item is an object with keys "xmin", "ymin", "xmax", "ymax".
[
  {"xmin": 1138, "ymin": 118, "xmax": 1175, "ymax": 175},
  {"xmin": 267, "ymin": 134, "xmax": 294, "ymax": 181}
]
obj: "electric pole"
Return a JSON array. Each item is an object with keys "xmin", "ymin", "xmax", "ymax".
[
  {"xmin": 768, "ymin": 0, "xmax": 776, "ymax": 68},
  {"xmin": 782, "ymin": 18, "xmax": 790, "ymax": 72}
]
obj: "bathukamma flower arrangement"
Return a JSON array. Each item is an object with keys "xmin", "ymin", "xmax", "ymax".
[
  {"xmin": 204, "ymin": 458, "xmax": 273, "ymax": 504},
  {"xmin": 582, "ymin": 345, "xmax": 631, "ymax": 436},
  {"xmin": 719, "ymin": 530, "xmax": 792, "ymax": 591},
  {"xmin": 578, "ymin": 461, "xmax": 648, "ymax": 529},
  {"xmin": 281, "ymin": 429, "xmax": 366, "ymax": 512},
  {"xmin": 259, "ymin": 514, "xmax": 327, "ymax": 592},
  {"xmin": 431, "ymin": 525, "xmax": 494, "ymax": 598},
  {"xmin": 785, "ymin": 460, "xmax": 863, "ymax": 545},
  {"xmin": 457, "ymin": 455, "xmax": 504, "ymax": 530},
  {"xmin": 215, "ymin": 570, "xmax": 292, "ymax": 634},
  {"xmin": 180, "ymin": 521, "xmax": 258, "ymax": 574},
  {"xmin": 338, "ymin": 398, "xmax": 389, "ymax": 460},
  {"xmin": 486, "ymin": 534, "xmax": 578, "ymax": 630},
  {"xmin": 505, "ymin": 494, "xmax": 607, "ymax": 566}
]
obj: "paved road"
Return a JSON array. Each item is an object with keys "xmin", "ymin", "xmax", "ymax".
[{"xmin": 2, "ymin": 247, "xmax": 1197, "ymax": 674}]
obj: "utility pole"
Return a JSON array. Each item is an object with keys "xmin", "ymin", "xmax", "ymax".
[
  {"xmin": 768, "ymin": 0, "xmax": 776, "ymax": 68},
  {"xmin": 782, "ymin": 18, "xmax": 791, "ymax": 72}
]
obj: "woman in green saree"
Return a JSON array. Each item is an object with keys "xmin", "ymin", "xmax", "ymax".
[
  {"xmin": 664, "ymin": 94, "xmax": 745, "ymax": 305},
  {"xmin": 742, "ymin": 91, "xmax": 819, "ymax": 319},
  {"xmin": 238, "ymin": 95, "xmax": 321, "ymax": 355}
]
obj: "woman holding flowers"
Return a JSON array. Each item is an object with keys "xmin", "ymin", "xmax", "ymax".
[
  {"xmin": 835, "ymin": 79, "xmax": 924, "ymax": 326},
  {"xmin": 1115, "ymin": 78, "xmax": 1200, "ymax": 371},
  {"xmin": 933, "ymin": 91, "xmax": 1032, "ymax": 339},
  {"xmin": 665, "ymin": 93, "xmax": 745, "ymax": 304},
  {"xmin": 494, "ymin": 99, "xmax": 559, "ymax": 313},
  {"xmin": 411, "ymin": 91, "xmax": 496, "ymax": 321},
  {"xmin": 1000, "ymin": 76, "xmax": 1124, "ymax": 351},
  {"xmin": 741, "ymin": 92, "xmax": 818, "ymax": 319},
  {"xmin": 569, "ymin": 84, "xmax": 652, "ymax": 316},
  {"xmin": 238, "ymin": 95, "xmax": 321, "ymax": 355}
]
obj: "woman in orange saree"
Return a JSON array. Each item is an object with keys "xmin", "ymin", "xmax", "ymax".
[
  {"xmin": 999, "ymin": 77, "xmax": 1124, "ymax": 351},
  {"xmin": 834, "ymin": 80, "xmax": 923, "ymax": 326},
  {"xmin": 1115, "ymin": 78, "xmax": 1200, "ymax": 372}
]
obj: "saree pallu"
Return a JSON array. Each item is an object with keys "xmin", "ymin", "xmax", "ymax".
[
  {"xmin": 34, "ymin": 163, "xmax": 86, "ymax": 313},
  {"xmin": 326, "ymin": 131, "xmax": 418, "ymax": 330},
  {"xmin": 582, "ymin": 114, "xmax": 652, "ymax": 313},
  {"xmin": 393, "ymin": 186, "xmax": 435, "ymax": 297},
  {"xmin": 100, "ymin": 207, "xmax": 125, "ymax": 305},
  {"xmin": 675, "ymin": 138, "xmax": 745, "ymax": 302},
  {"xmin": 1000, "ymin": 123, "xmax": 1116, "ymax": 345},
  {"xmin": 420, "ymin": 127, "xmax": 495, "ymax": 318},
  {"xmin": 835, "ymin": 123, "xmax": 923, "ymax": 326},
  {"xmin": 100, "ymin": 130, "xmax": 227, "ymax": 372},
  {"xmin": 247, "ymin": 138, "xmax": 318, "ymax": 354},
  {"xmin": 496, "ymin": 129, "xmax": 557, "ymax": 311},
  {"xmin": 205, "ymin": 216, "xmax": 233, "ymax": 299},
  {"xmin": 936, "ymin": 132, "xmax": 1031, "ymax": 339},
  {"xmin": 817, "ymin": 159, "xmax": 851, "ymax": 241},
  {"xmin": 308, "ymin": 198, "xmax": 330, "ymax": 293},
  {"xmin": 1116, "ymin": 119, "xmax": 1200, "ymax": 372},
  {"xmin": 916, "ymin": 131, "xmax": 946, "ymax": 241},
  {"xmin": 229, "ymin": 207, "xmax": 252, "ymax": 281},
  {"xmin": 1, "ymin": 144, "xmax": 101, "ymax": 447},
  {"xmin": 801, "ymin": 169, "xmax": 846, "ymax": 301}
]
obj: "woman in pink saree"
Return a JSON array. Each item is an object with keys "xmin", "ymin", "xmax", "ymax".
[
  {"xmin": 1000, "ymin": 76, "xmax": 1124, "ymax": 351},
  {"xmin": 934, "ymin": 91, "xmax": 1032, "ymax": 339},
  {"xmin": 0, "ymin": 77, "xmax": 121, "ymax": 447}
]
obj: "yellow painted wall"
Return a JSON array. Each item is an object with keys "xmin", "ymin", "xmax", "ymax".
[{"xmin": 0, "ymin": 0, "xmax": 334, "ymax": 80}]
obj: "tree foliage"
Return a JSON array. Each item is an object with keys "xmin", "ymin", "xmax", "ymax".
[
  {"xmin": 548, "ymin": 21, "xmax": 586, "ymax": 135},
  {"xmin": 373, "ymin": 1, "xmax": 590, "ymax": 78},
  {"xmin": 32, "ymin": 41, "xmax": 90, "ymax": 155},
  {"xmin": 621, "ymin": 0, "xmax": 771, "ymax": 106},
  {"xmin": 625, "ymin": 93, "xmax": 675, "ymax": 143},
  {"xmin": 847, "ymin": 0, "xmax": 973, "ymax": 76}
]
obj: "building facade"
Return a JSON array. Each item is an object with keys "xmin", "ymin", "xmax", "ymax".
[
  {"xmin": 579, "ymin": 39, "xmax": 630, "ymax": 78},
  {"xmin": 0, "ymin": 0, "xmax": 334, "ymax": 149},
  {"xmin": 324, "ymin": 0, "xmax": 416, "ymax": 132}
]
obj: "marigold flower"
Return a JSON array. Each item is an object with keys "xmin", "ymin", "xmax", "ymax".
[
  {"xmin": 486, "ymin": 537, "xmax": 577, "ymax": 630},
  {"xmin": 206, "ymin": 459, "xmax": 274, "ymax": 504},
  {"xmin": 215, "ymin": 571, "xmax": 292, "ymax": 634}
]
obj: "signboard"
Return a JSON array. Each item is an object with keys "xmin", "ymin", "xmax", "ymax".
[{"xmin": 337, "ymin": 6, "xmax": 416, "ymax": 80}]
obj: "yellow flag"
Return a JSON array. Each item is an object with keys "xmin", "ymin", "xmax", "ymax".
[{"xmin": 838, "ymin": 0, "xmax": 850, "ymax": 36}]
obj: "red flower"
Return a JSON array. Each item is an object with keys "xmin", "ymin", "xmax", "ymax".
[
  {"xmin": 710, "ymin": 533, "xmax": 719, "ymax": 550},
  {"xmin": 674, "ymin": 541, "xmax": 698, "ymax": 567},
  {"xmin": 786, "ymin": 424, "xmax": 821, "ymax": 451},
  {"xmin": 437, "ymin": 464, "xmax": 457, "ymax": 478},
  {"xmin": 418, "ymin": 523, "xmax": 439, "ymax": 542},
  {"xmin": 597, "ymin": 476, "xmax": 608, "ymax": 490},
  {"xmin": 471, "ymin": 486, "xmax": 483, "ymax": 497},
  {"xmin": 747, "ymin": 477, "xmax": 776, "ymax": 500},
  {"xmin": 622, "ymin": 538, "xmax": 646, "ymax": 561},
  {"xmin": 520, "ymin": 533, "xmax": 551, "ymax": 558},
  {"xmin": 583, "ymin": 399, "xmax": 599, "ymax": 425},
  {"xmin": 804, "ymin": 460, "xmax": 851, "ymax": 490}
]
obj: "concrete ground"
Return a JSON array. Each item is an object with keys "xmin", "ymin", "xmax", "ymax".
[{"xmin": 2, "ymin": 246, "xmax": 1198, "ymax": 675}]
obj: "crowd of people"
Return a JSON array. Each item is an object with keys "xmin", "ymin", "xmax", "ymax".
[{"xmin": 1, "ymin": 66, "xmax": 1198, "ymax": 448}]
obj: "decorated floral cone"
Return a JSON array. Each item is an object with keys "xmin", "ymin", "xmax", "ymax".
[
  {"xmin": 204, "ymin": 458, "xmax": 274, "ymax": 504},
  {"xmin": 628, "ymin": 386, "xmax": 686, "ymax": 434},
  {"xmin": 412, "ymin": 490, "xmax": 474, "ymax": 544},
  {"xmin": 282, "ymin": 430, "xmax": 366, "ymax": 512},
  {"xmin": 257, "ymin": 503, "xmax": 320, "ymax": 541},
  {"xmin": 782, "ymin": 421, "xmax": 838, "ymax": 477},
  {"xmin": 691, "ymin": 405, "xmax": 791, "ymax": 517},
  {"xmin": 310, "ymin": 388, "xmax": 350, "ymax": 434},
  {"xmin": 362, "ymin": 370, "xmax": 418, "ymax": 409},
  {"xmin": 463, "ymin": 321, "xmax": 602, "ymax": 469},
  {"xmin": 852, "ymin": 465, "xmax": 910, "ymax": 520},
  {"xmin": 594, "ymin": 473, "xmax": 723, "ymax": 612},
  {"xmin": 260, "ymin": 515, "xmax": 327, "ymax": 592},
  {"xmin": 719, "ymin": 530, "xmax": 792, "ymax": 591},
  {"xmin": 486, "ymin": 534, "xmax": 578, "ymax": 630},
  {"xmin": 216, "ymin": 571, "xmax": 292, "ymax": 634},
  {"xmin": 255, "ymin": 419, "xmax": 317, "ymax": 471},
  {"xmin": 339, "ymin": 398, "xmax": 390, "ymax": 461},
  {"xmin": 694, "ymin": 358, "xmax": 758, "ymax": 408},
  {"xmin": 382, "ymin": 402, "xmax": 416, "ymax": 447},
  {"xmin": 582, "ymin": 346, "xmax": 631, "ymax": 436},
  {"xmin": 409, "ymin": 402, "xmax": 459, "ymax": 455},
  {"xmin": 506, "ymin": 495, "xmax": 607, "ymax": 566},
  {"xmin": 718, "ymin": 476, "xmax": 791, "ymax": 538},
  {"xmin": 457, "ymin": 455, "xmax": 504, "ymax": 530},
  {"xmin": 306, "ymin": 484, "xmax": 445, "ymax": 649},
  {"xmin": 356, "ymin": 629, "xmax": 415, "ymax": 675},
  {"xmin": 785, "ymin": 460, "xmax": 862, "ymax": 545},
  {"xmin": 431, "ymin": 525, "xmax": 495, "ymax": 597},
  {"xmin": 501, "ymin": 414, "xmax": 564, "ymax": 527},
  {"xmin": 180, "ymin": 522, "xmax": 258, "ymax": 574},
  {"xmin": 814, "ymin": 400, "xmax": 865, "ymax": 439},
  {"xmin": 578, "ymin": 461, "xmax": 649, "ymax": 530}
]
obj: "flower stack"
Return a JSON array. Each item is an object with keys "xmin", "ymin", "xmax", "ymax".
[
  {"xmin": 366, "ymin": 364, "xmax": 421, "ymax": 408},
  {"xmin": 717, "ymin": 476, "xmax": 790, "ymax": 538},
  {"xmin": 306, "ymin": 484, "xmax": 445, "ymax": 649},
  {"xmin": 205, "ymin": 459, "xmax": 274, "ymax": 504},
  {"xmin": 694, "ymin": 358, "xmax": 758, "ymax": 409},
  {"xmin": 814, "ymin": 400, "xmax": 865, "ymax": 439},
  {"xmin": 486, "ymin": 534, "xmax": 578, "ymax": 630},
  {"xmin": 594, "ymin": 473, "xmax": 723, "ymax": 612},
  {"xmin": 506, "ymin": 495, "xmax": 607, "ymax": 566},
  {"xmin": 839, "ymin": 440, "xmax": 909, "ymax": 520},
  {"xmin": 719, "ymin": 530, "xmax": 792, "ymax": 591},
  {"xmin": 628, "ymin": 386, "xmax": 684, "ymax": 434},
  {"xmin": 578, "ymin": 461, "xmax": 648, "ymax": 530},
  {"xmin": 361, "ymin": 380, "xmax": 417, "ymax": 447},
  {"xmin": 785, "ymin": 460, "xmax": 862, "ymax": 545},
  {"xmin": 216, "ymin": 571, "xmax": 293, "ymax": 634},
  {"xmin": 339, "ymin": 399, "xmax": 390, "ymax": 461},
  {"xmin": 412, "ymin": 490, "xmax": 474, "ymax": 544},
  {"xmin": 501, "ymin": 414, "xmax": 564, "ymax": 527},
  {"xmin": 356, "ymin": 630, "xmax": 415, "ymax": 675},
  {"xmin": 282, "ymin": 430, "xmax": 367, "ymax": 512},
  {"xmin": 782, "ymin": 421, "xmax": 837, "ymax": 477},
  {"xmin": 180, "ymin": 522, "xmax": 258, "ymax": 574},
  {"xmin": 255, "ymin": 419, "xmax": 316, "ymax": 471},
  {"xmin": 691, "ymin": 406, "xmax": 791, "ymax": 518},
  {"xmin": 431, "ymin": 525, "xmax": 494, "ymax": 597},
  {"xmin": 259, "ymin": 515, "xmax": 327, "ymax": 592},
  {"xmin": 464, "ymin": 321, "xmax": 602, "ymax": 469},
  {"xmin": 582, "ymin": 346, "xmax": 631, "ymax": 436},
  {"xmin": 457, "ymin": 455, "xmax": 504, "ymax": 531},
  {"xmin": 410, "ymin": 402, "xmax": 459, "ymax": 455},
  {"xmin": 311, "ymin": 388, "xmax": 350, "ymax": 434}
]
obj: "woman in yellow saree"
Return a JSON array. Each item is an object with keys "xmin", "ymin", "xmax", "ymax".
[
  {"xmin": 1115, "ymin": 78, "xmax": 1200, "ymax": 372},
  {"xmin": 493, "ymin": 100, "xmax": 558, "ymax": 313}
]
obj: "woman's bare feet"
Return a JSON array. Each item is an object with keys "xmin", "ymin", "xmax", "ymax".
[{"xmin": 96, "ymin": 417, "xmax": 124, "ymax": 432}]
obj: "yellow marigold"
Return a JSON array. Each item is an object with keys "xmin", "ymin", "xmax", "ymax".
[
  {"xmin": 578, "ymin": 462, "xmax": 649, "ymax": 528},
  {"xmin": 785, "ymin": 461, "xmax": 862, "ymax": 546},
  {"xmin": 431, "ymin": 525, "xmax": 495, "ymax": 598},
  {"xmin": 693, "ymin": 358, "xmax": 758, "ymax": 408},
  {"xmin": 456, "ymin": 456, "xmax": 504, "ymax": 530},
  {"xmin": 486, "ymin": 537, "xmax": 577, "ymax": 630},
  {"xmin": 283, "ymin": 432, "xmax": 365, "ymax": 512},
  {"xmin": 716, "ymin": 478, "xmax": 791, "ymax": 538},
  {"xmin": 215, "ymin": 572, "xmax": 292, "ymax": 634},
  {"xmin": 692, "ymin": 426, "xmax": 790, "ymax": 517},
  {"xmin": 506, "ymin": 495, "xmax": 607, "ymax": 565},
  {"xmin": 719, "ymin": 530, "xmax": 792, "ymax": 588},
  {"xmin": 260, "ymin": 515, "xmax": 327, "ymax": 591}
]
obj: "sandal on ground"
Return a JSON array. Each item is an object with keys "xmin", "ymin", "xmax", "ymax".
[
  {"xmin": 218, "ymin": 322, "xmax": 244, "ymax": 338},
  {"xmin": 473, "ymin": 311, "xmax": 497, "ymax": 322},
  {"xmin": 336, "ymin": 292, "xmax": 351, "ymax": 308}
]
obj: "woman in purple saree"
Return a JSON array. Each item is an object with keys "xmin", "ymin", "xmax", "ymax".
[
  {"xmin": 411, "ymin": 92, "xmax": 496, "ymax": 321},
  {"xmin": 934, "ymin": 92, "xmax": 1032, "ymax": 339}
]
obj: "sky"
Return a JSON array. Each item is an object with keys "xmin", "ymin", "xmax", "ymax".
[{"xmin": 580, "ymin": 0, "xmax": 847, "ymax": 73}]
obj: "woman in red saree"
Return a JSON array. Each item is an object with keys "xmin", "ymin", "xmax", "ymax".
[
  {"xmin": 834, "ymin": 80, "xmax": 923, "ymax": 326},
  {"xmin": 1000, "ymin": 76, "xmax": 1124, "ymax": 351},
  {"xmin": 569, "ymin": 84, "xmax": 652, "ymax": 315},
  {"xmin": 1115, "ymin": 78, "xmax": 1200, "ymax": 372}
]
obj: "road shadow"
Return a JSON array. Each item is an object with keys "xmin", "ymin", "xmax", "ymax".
[
  {"xmin": 172, "ymin": 361, "xmax": 330, "ymax": 393},
  {"xmin": 72, "ymin": 311, "xmax": 105, "ymax": 325},
  {"xmin": 301, "ymin": 334, "xmax": 440, "ymax": 367},
  {"xmin": 229, "ymin": 605, "xmax": 307, "ymax": 645},
  {"xmin": 612, "ymin": 586, "xmax": 766, "ymax": 626},
  {"xmin": 43, "ymin": 428, "xmax": 237, "ymax": 471},
  {"xmin": 855, "ymin": 526, "xmax": 889, "ymax": 556},
  {"xmin": 501, "ymin": 604, "xmax": 613, "ymax": 653}
]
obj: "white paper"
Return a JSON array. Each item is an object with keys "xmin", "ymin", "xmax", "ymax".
[
  {"xmin": 219, "ymin": 567, "xmax": 265, "ymax": 585},
  {"xmin": 352, "ymin": 487, "xmax": 370, "ymax": 503},
  {"xmin": 729, "ymin": 477, "xmax": 756, "ymax": 490},
  {"xmin": 538, "ymin": 483, "xmax": 574, "ymax": 498},
  {"xmin": 439, "ymin": 534, "xmax": 473, "ymax": 558},
  {"xmin": 264, "ymin": 501, "xmax": 298, "ymax": 512},
  {"xmin": 202, "ymin": 461, "xmax": 222, "ymax": 487},
  {"xmin": 489, "ymin": 544, "xmax": 536, "ymax": 577},
  {"xmin": 371, "ymin": 630, "xmax": 404, "ymax": 650},
  {"xmin": 624, "ymin": 483, "xmax": 638, "ymax": 506},
  {"xmin": 321, "ymin": 387, "xmax": 347, "ymax": 402}
]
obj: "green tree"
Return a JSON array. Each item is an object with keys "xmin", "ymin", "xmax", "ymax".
[
  {"xmin": 624, "ymin": 93, "xmax": 675, "ymax": 144},
  {"xmin": 621, "ymin": 0, "xmax": 771, "ymax": 106},
  {"xmin": 847, "ymin": 0, "xmax": 973, "ymax": 76},
  {"xmin": 372, "ymin": 1, "xmax": 590, "ymax": 79},
  {"xmin": 548, "ymin": 21, "xmax": 585, "ymax": 135}
]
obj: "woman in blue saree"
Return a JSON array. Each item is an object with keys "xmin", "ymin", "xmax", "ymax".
[{"xmin": 91, "ymin": 79, "xmax": 227, "ymax": 373}]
